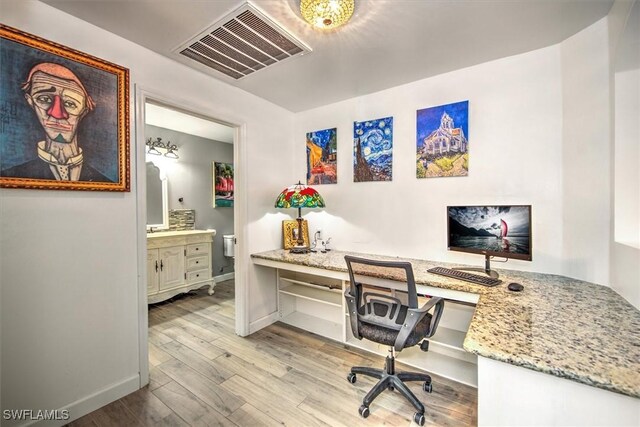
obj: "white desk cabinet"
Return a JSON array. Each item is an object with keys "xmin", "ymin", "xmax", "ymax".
[{"xmin": 147, "ymin": 230, "xmax": 215, "ymax": 304}]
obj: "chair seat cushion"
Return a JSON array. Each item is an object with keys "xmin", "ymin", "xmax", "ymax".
[{"xmin": 357, "ymin": 308, "xmax": 433, "ymax": 348}]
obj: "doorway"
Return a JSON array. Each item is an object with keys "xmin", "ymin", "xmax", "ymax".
[{"xmin": 135, "ymin": 89, "xmax": 248, "ymax": 387}]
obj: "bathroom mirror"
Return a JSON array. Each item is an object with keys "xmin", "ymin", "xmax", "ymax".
[{"xmin": 146, "ymin": 161, "xmax": 168, "ymax": 230}]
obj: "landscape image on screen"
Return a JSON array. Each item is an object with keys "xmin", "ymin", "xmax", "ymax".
[{"xmin": 448, "ymin": 206, "xmax": 531, "ymax": 256}]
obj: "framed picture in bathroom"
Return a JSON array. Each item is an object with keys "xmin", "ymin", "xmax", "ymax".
[
  {"xmin": 213, "ymin": 161, "xmax": 234, "ymax": 207},
  {"xmin": 0, "ymin": 24, "xmax": 130, "ymax": 191},
  {"xmin": 282, "ymin": 219, "xmax": 309, "ymax": 249}
]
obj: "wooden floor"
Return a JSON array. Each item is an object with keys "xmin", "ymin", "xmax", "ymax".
[{"xmin": 69, "ymin": 280, "xmax": 477, "ymax": 426}]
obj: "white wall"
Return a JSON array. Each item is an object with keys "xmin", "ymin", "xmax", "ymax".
[
  {"xmin": 612, "ymin": 67, "xmax": 640, "ymax": 309},
  {"xmin": 614, "ymin": 69, "xmax": 640, "ymax": 247},
  {"xmin": 560, "ymin": 17, "xmax": 613, "ymax": 286},
  {"xmin": 296, "ymin": 45, "xmax": 565, "ymax": 276},
  {"xmin": 0, "ymin": 0, "xmax": 294, "ymax": 423},
  {"xmin": 610, "ymin": 0, "xmax": 640, "ymax": 309}
]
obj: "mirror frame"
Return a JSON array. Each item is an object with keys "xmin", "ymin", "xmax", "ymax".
[{"xmin": 146, "ymin": 161, "xmax": 169, "ymax": 230}]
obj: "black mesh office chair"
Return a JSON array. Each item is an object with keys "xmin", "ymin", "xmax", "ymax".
[{"xmin": 344, "ymin": 256, "xmax": 445, "ymax": 426}]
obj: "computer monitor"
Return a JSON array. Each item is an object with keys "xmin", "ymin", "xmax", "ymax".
[{"xmin": 447, "ymin": 205, "xmax": 532, "ymax": 278}]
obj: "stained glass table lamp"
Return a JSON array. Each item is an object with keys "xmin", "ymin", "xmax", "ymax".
[{"xmin": 275, "ymin": 181, "xmax": 325, "ymax": 254}]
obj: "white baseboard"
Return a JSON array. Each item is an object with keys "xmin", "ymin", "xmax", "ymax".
[
  {"xmin": 29, "ymin": 374, "xmax": 140, "ymax": 427},
  {"xmin": 249, "ymin": 311, "xmax": 279, "ymax": 334},
  {"xmin": 214, "ymin": 272, "xmax": 235, "ymax": 283}
]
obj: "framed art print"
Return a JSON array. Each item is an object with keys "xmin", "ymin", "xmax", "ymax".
[
  {"xmin": 213, "ymin": 161, "xmax": 234, "ymax": 207},
  {"xmin": 0, "ymin": 24, "xmax": 130, "ymax": 191},
  {"xmin": 416, "ymin": 100, "xmax": 468, "ymax": 178},
  {"xmin": 306, "ymin": 127, "xmax": 337, "ymax": 185},
  {"xmin": 282, "ymin": 219, "xmax": 309, "ymax": 249},
  {"xmin": 353, "ymin": 116, "xmax": 393, "ymax": 182}
]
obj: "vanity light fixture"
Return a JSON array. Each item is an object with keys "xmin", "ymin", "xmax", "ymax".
[
  {"xmin": 275, "ymin": 181, "xmax": 325, "ymax": 253},
  {"xmin": 300, "ymin": 0, "xmax": 355, "ymax": 30},
  {"xmin": 146, "ymin": 137, "xmax": 179, "ymax": 159},
  {"xmin": 146, "ymin": 137, "xmax": 162, "ymax": 155},
  {"xmin": 164, "ymin": 143, "xmax": 179, "ymax": 159}
]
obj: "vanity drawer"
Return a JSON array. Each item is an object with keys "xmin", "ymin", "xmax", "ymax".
[
  {"xmin": 186, "ymin": 243, "xmax": 209, "ymax": 256},
  {"xmin": 186, "ymin": 269, "xmax": 210, "ymax": 284},
  {"xmin": 186, "ymin": 255, "xmax": 209, "ymax": 271}
]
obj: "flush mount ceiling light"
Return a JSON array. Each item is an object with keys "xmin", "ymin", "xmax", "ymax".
[{"xmin": 300, "ymin": 0, "xmax": 355, "ymax": 30}]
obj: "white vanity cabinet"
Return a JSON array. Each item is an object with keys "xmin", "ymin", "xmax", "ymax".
[{"xmin": 147, "ymin": 230, "xmax": 216, "ymax": 304}]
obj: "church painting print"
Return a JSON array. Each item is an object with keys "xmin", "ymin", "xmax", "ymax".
[
  {"xmin": 416, "ymin": 101, "xmax": 469, "ymax": 178},
  {"xmin": 0, "ymin": 24, "xmax": 129, "ymax": 191}
]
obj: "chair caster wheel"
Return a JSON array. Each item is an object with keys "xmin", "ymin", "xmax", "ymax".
[
  {"xmin": 347, "ymin": 373, "xmax": 356, "ymax": 384},
  {"xmin": 389, "ymin": 385, "xmax": 395, "ymax": 391},
  {"xmin": 423, "ymin": 382, "xmax": 432, "ymax": 393},
  {"xmin": 414, "ymin": 412, "xmax": 425, "ymax": 426},
  {"xmin": 359, "ymin": 405, "xmax": 370, "ymax": 418}
]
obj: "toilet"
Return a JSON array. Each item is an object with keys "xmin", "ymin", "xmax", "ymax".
[{"xmin": 223, "ymin": 235, "xmax": 235, "ymax": 258}]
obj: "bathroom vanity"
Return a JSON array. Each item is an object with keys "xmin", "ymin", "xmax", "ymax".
[{"xmin": 146, "ymin": 229, "xmax": 216, "ymax": 304}]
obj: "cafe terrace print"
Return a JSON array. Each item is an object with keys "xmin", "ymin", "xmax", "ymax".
[
  {"xmin": 353, "ymin": 116, "xmax": 393, "ymax": 182},
  {"xmin": 416, "ymin": 101, "xmax": 468, "ymax": 178},
  {"xmin": 306, "ymin": 127, "xmax": 337, "ymax": 185}
]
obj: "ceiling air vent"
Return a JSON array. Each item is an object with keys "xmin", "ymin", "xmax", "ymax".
[{"xmin": 174, "ymin": 2, "xmax": 311, "ymax": 80}]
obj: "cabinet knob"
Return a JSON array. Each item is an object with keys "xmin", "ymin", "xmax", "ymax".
[
  {"xmin": 196, "ymin": 261, "xmax": 199, "ymax": 264},
  {"xmin": 196, "ymin": 248, "xmax": 199, "ymax": 251}
]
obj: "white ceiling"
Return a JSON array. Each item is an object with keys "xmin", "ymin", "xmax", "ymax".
[
  {"xmin": 146, "ymin": 102, "xmax": 235, "ymax": 143},
  {"xmin": 43, "ymin": 0, "xmax": 614, "ymax": 112}
]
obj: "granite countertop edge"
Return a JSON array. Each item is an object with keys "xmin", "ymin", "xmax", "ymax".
[{"xmin": 461, "ymin": 340, "xmax": 640, "ymax": 399}]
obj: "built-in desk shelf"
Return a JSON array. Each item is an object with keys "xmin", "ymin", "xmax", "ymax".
[
  {"xmin": 277, "ymin": 272, "xmax": 344, "ymax": 342},
  {"xmin": 429, "ymin": 326, "xmax": 466, "ymax": 350},
  {"xmin": 279, "ymin": 278, "xmax": 342, "ymax": 307}
]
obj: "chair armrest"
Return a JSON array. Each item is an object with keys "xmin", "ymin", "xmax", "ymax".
[
  {"xmin": 393, "ymin": 297, "xmax": 445, "ymax": 351},
  {"xmin": 344, "ymin": 288, "xmax": 361, "ymax": 340}
]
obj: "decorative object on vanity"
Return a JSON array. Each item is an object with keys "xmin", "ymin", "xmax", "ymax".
[
  {"xmin": 306, "ymin": 127, "xmax": 337, "ymax": 185},
  {"xmin": 283, "ymin": 219, "xmax": 310, "ymax": 250},
  {"xmin": 416, "ymin": 100, "xmax": 468, "ymax": 178},
  {"xmin": 0, "ymin": 24, "xmax": 129, "ymax": 192},
  {"xmin": 300, "ymin": 0, "xmax": 355, "ymax": 30},
  {"xmin": 275, "ymin": 181, "xmax": 325, "ymax": 253},
  {"xmin": 146, "ymin": 137, "xmax": 179, "ymax": 159},
  {"xmin": 169, "ymin": 209, "xmax": 195, "ymax": 231},
  {"xmin": 353, "ymin": 116, "xmax": 393, "ymax": 182},
  {"xmin": 213, "ymin": 161, "xmax": 234, "ymax": 207}
]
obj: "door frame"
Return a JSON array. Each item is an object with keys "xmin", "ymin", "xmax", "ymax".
[{"xmin": 134, "ymin": 86, "xmax": 249, "ymax": 387}]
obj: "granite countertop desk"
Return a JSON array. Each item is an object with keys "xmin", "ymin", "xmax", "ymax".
[{"xmin": 251, "ymin": 249, "xmax": 640, "ymax": 399}]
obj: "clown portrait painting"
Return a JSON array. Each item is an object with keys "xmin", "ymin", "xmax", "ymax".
[{"xmin": 0, "ymin": 25, "xmax": 129, "ymax": 191}]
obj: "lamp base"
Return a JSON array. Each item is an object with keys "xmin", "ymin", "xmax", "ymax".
[{"xmin": 290, "ymin": 245, "xmax": 310, "ymax": 254}]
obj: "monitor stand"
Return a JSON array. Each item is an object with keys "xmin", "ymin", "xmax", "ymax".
[{"xmin": 453, "ymin": 254, "xmax": 500, "ymax": 279}]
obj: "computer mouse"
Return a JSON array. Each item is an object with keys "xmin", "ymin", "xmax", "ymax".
[{"xmin": 507, "ymin": 282, "xmax": 524, "ymax": 292}]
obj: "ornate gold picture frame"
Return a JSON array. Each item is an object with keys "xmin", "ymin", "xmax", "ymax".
[
  {"xmin": 282, "ymin": 219, "xmax": 310, "ymax": 249},
  {"xmin": 0, "ymin": 24, "xmax": 130, "ymax": 191}
]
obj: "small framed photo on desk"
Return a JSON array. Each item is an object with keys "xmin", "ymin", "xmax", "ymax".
[{"xmin": 282, "ymin": 219, "xmax": 309, "ymax": 249}]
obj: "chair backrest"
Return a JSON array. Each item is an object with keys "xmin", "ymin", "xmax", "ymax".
[
  {"xmin": 344, "ymin": 255, "xmax": 444, "ymax": 351},
  {"xmin": 345, "ymin": 255, "xmax": 419, "ymax": 309}
]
